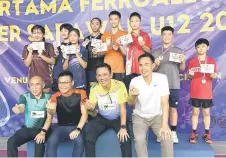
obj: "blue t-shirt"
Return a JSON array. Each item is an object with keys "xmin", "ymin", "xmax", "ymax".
[
  {"xmin": 68, "ymin": 46, "xmax": 88, "ymax": 89},
  {"xmin": 19, "ymin": 92, "xmax": 51, "ymax": 128}
]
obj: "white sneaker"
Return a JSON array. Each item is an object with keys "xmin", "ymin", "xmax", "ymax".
[
  {"xmin": 156, "ymin": 138, "xmax": 160, "ymax": 143},
  {"xmin": 172, "ymin": 131, "xmax": 179, "ymax": 143}
]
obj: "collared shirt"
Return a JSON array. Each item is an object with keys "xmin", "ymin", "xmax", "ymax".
[
  {"xmin": 130, "ymin": 73, "xmax": 169, "ymax": 118},
  {"xmin": 19, "ymin": 92, "xmax": 51, "ymax": 128},
  {"xmin": 89, "ymin": 79, "xmax": 128, "ymax": 120}
]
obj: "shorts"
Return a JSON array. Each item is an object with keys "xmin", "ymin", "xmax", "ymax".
[
  {"xmin": 169, "ymin": 89, "xmax": 179, "ymax": 108},
  {"xmin": 87, "ymin": 70, "xmax": 96, "ymax": 82},
  {"xmin": 189, "ymin": 98, "xmax": 213, "ymax": 109},
  {"xmin": 112, "ymin": 73, "xmax": 125, "ymax": 81}
]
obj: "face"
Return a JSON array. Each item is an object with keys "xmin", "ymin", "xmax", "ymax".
[
  {"xmin": 196, "ymin": 44, "xmax": 209, "ymax": 55},
  {"xmin": 130, "ymin": 16, "xmax": 141, "ymax": 30},
  {"xmin": 60, "ymin": 28, "xmax": 70, "ymax": 40},
  {"xmin": 162, "ymin": 30, "xmax": 173, "ymax": 45},
  {"xmin": 109, "ymin": 15, "xmax": 120, "ymax": 28},
  {"xmin": 29, "ymin": 77, "xmax": 44, "ymax": 97},
  {"xmin": 91, "ymin": 19, "xmax": 101, "ymax": 33},
  {"xmin": 32, "ymin": 29, "xmax": 44, "ymax": 42},
  {"xmin": 69, "ymin": 31, "xmax": 79, "ymax": 44},
  {"xmin": 58, "ymin": 76, "xmax": 73, "ymax": 94},
  {"xmin": 96, "ymin": 67, "xmax": 111, "ymax": 87},
  {"xmin": 139, "ymin": 57, "xmax": 155, "ymax": 77}
]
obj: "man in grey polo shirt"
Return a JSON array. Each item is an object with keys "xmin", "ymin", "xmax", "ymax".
[
  {"xmin": 152, "ymin": 26, "xmax": 186, "ymax": 143},
  {"xmin": 128, "ymin": 53, "xmax": 173, "ymax": 157}
]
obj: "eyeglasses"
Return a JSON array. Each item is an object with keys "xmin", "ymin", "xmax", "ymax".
[{"xmin": 58, "ymin": 81, "xmax": 72, "ymax": 86}]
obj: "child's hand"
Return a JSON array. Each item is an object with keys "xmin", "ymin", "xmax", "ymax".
[{"xmin": 211, "ymin": 73, "xmax": 218, "ymax": 79}]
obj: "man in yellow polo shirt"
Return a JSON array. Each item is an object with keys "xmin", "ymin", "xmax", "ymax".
[{"xmin": 84, "ymin": 63, "xmax": 132, "ymax": 157}]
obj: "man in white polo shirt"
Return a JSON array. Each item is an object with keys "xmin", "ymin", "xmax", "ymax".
[{"xmin": 128, "ymin": 53, "xmax": 173, "ymax": 157}]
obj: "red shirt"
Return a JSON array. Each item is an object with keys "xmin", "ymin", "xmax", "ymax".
[
  {"xmin": 187, "ymin": 56, "xmax": 216, "ymax": 99},
  {"xmin": 128, "ymin": 30, "xmax": 152, "ymax": 74}
]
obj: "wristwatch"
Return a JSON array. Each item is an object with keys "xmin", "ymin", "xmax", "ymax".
[
  {"xmin": 41, "ymin": 129, "xmax": 47, "ymax": 133},
  {"xmin": 76, "ymin": 127, "xmax": 81, "ymax": 131},
  {"xmin": 120, "ymin": 125, "xmax": 126, "ymax": 129}
]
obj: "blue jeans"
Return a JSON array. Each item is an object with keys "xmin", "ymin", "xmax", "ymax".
[{"xmin": 46, "ymin": 125, "xmax": 85, "ymax": 157}]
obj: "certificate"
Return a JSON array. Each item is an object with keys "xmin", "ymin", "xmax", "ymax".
[
  {"xmin": 96, "ymin": 43, "xmax": 107, "ymax": 52},
  {"xmin": 31, "ymin": 42, "xmax": 45, "ymax": 50},
  {"xmin": 169, "ymin": 52, "xmax": 181, "ymax": 63},
  {"xmin": 64, "ymin": 45, "xmax": 76, "ymax": 55},
  {"xmin": 200, "ymin": 64, "xmax": 214, "ymax": 73},
  {"xmin": 91, "ymin": 39, "xmax": 102, "ymax": 47},
  {"xmin": 118, "ymin": 34, "xmax": 133, "ymax": 45}
]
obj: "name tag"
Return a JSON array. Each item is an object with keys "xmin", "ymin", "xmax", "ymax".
[
  {"xmin": 118, "ymin": 34, "xmax": 133, "ymax": 45},
  {"xmin": 103, "ymin": 102, "xmax": 117, "ymax": 111},
  {"xmin": 96, "ymin": 43, "xmax": 108, "ymax": 52},
  {"xmin": 31, "ymin": 111, "xmax": 45, "ymax": 118},
  {"xmin": 200, "ymin": 64, "xmax": 214, "ymax": 73},
  {"xmin": 91, "ymin": 39, "xmax": 102, "ymax": 47},
  {"xmin": 169, "ymin": 52, "xmax": 181, "ymax": 63},
  {"xmin": 31, "ymin": 42, "xmax": 45, "ymax": 50},
  {"xmin": 53, "ymin": 41, "xmax": 61, "ymax": 48}
]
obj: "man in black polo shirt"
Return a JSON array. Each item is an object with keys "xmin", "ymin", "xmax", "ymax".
[{"xmin": 45, "ymin": 71, "xmax": 88, "ymax": 157}]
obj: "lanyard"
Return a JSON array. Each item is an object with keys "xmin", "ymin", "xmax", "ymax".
[
  {"xmin": 89, "ymin": 32, "xmax": 100, "ymax": 41},
  {"xmin": 198, "ymin": 56, "xmax": 207, "ymax": 79},
  {"xmin": 161, "ymin": 44, "xmax": 173, "ymax": 57}
]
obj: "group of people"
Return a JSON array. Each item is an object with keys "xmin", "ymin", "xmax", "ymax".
[{"xmin": 6, "ymin": 10, "xmax": 218, "ymax": 157}]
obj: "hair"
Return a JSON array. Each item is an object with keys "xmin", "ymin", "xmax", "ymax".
[
  {"xmin": 60, "ymin": 23, "xmax": 73, "ymax": 31},
  {"xmin": 195, "ymin": 38, "xmax": 209, "ymax": 47},
  {"xmin": 95, "ymin": 63, "xmax": 112, "ymax": 74},
  {"xmin": 69, "ymin": 28, "xmax": 80, "ymax": 37},
  {"xmin": 138, "ymin": 53, "xmax": 155, "ymax": 63},
  {"xmin": 91, "ymin": 17, "xmax": 102, "ymax": 25},
  {"xmin": 31, "ymin": 25, "xmax": 45, "ymax": 41},
  {"xmin": 29, "ymin": 76, "xmax": 44, "ymax": 85},
  {"xmin": 129, "ymin": 12, "xmax": 141, "ymax": 21},
  {"xmin": 161, "ymin": 26, "xmax": 174, "ymax": 34},
  {"xmin": 109, "ymin": 11, "xmax": 121, "ymax": 19},
  {"xmin": 58, "ymin": 71, "xmax": 73, "ymax": 81}
]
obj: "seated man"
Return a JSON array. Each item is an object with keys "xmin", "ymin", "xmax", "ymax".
[
  {"xmin": 7, "ymin": 76, "xmax": 52, "ymax": 157},
  {"xmin": 128, "ymin": 53, "xmax": 173, "ymax": 157},
  {"xmin": 46, "ymin": 71, "xmax": 88, "ymax": 157},
  {"xmin": 85, "ymin": 63, "xmax": 132, "ymax": 157}
]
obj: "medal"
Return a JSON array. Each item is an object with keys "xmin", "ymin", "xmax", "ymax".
[
  {"xmin": 159, "ymin": 56, "xmax": 163, "ymax": 60},
  {"xmin": 201, "ymin": 79, "xmax": 206, "ymax": 84},
  {"xmin": 138, "ymin": 36, "xmax": 143, "ymax": 42}
]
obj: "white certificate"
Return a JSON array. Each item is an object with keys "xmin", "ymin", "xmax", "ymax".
[
  {"xmin": 91, "ymin": 39, "xmax": 102, "ymax": 47},
  {"xmin": 64, "ymin": 45, "xmax": 76, "ymax": 55},
  {"xmin": 118, "ymin": 34, "xmax": 133, "ymax": 45},
  {"xmin": 200, "ymin": 64, "xmax": 214, "ymax": 73},
  {"xmin": 31, "ymin": 111, "xmax": 45, "ymax": 118},
  {"xmin": 96, "ymin": 43, "xmax": 107, "ymax": 52},
  {"xmin": 31, "ymin": 42, "xmax": 45, "ymax": 50},
  {"xmin": 169, "ymin": 52, "xmax": 181, "ymax": 63}
]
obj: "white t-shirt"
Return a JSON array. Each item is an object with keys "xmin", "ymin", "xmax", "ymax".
[{"xmin": 130, "ymin": 73, "xmax": 170, "ymax": 118}]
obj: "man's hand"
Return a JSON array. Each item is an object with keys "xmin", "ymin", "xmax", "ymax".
[
  {"xmin": 129, "ymin": 86, "xmax": 139, "ymax": 96},
  {"xmin": 117, "ymin": 128, "xmax": 130, "ymax": 142},
  {"xmin": 179, "ymin": 54, "xmax": 186, "ymax": 63},
  {"xmin": 69, "ymin": 130, "xmax": 80, "ymax": 140},
  {"xmin": 155, "ymin": 58, "xmax": 161, "ymax": 66},
  {"xmin": 62, "ymin": 49, "xmax": 69, "ymax": 60},
  {"xmin": 12, "ymin": 104, "xmax": 24, "ymax": 114},
  {"xmin": 84, "ymin": 100, "xmax": 95, "ymax": 111},
  {"xmin": 159, "ymin": 125, "xmax": 172, "ymax": 141},
  {"xmin": 34, "ymin": 132, "xmax": 46, "ymax": 144}
]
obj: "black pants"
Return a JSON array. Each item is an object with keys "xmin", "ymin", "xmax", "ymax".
[
  {"xmin": 85, "ymin": 115, "xmax": 132, "ymax": 157},
  {"xmin": 112, "ymin": 73, "xmax": 125, "ymax": 82},
  {"xmin": 7, "ymin": 126, "xmax": 51, "ymax": 157}
]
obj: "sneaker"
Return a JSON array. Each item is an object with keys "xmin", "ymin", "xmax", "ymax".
[
  {"xmin": 189, "ymin": 132, "xmax": 198, "ymax": 144},
  {"xmin": 156, "ymin": 138, "xmax": 160, "ymax": 143},
  {"xmin": 172, "ymin": 131, "xmax": 179, "ymax": 143},
  {"xmin": 202, "ymin": 133, "xmax": 213, "ymax": 144}
]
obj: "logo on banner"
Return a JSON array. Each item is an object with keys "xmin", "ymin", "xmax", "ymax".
[
  {"xmin": 0, "ymin": 91, "xmax": 10, "ymax": 127},
  {"xmin": 217, "ymin": 116, "xmax": 226, "ymax": 128}
]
